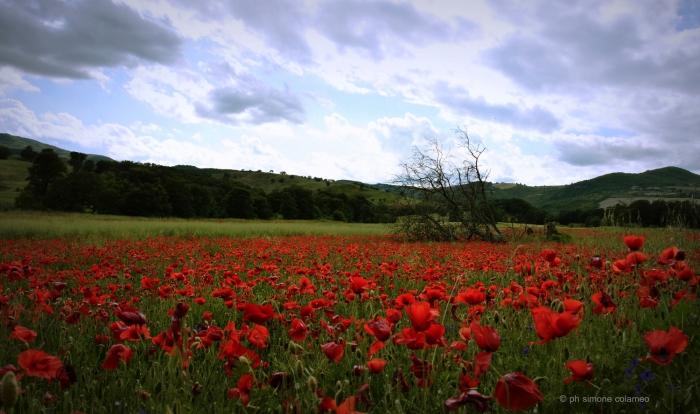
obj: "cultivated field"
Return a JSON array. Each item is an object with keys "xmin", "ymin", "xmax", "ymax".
[{"xmin": 0, "ymin": 214, "xmax": 698, "ymax": 413}]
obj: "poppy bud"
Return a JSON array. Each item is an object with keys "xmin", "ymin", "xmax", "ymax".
[
  {"xmin": 2, "ymin": 371, "xmax": 19, "ymax": 411},
  {"xmin": 564, "ymin": 347, "xmax": 569, "ymax": 360},
  {"xmin": 334, "ymin": 389, "xmax": 345, "ymax": 408},
  {"xmin": 165, "ymin": 406, "xmax": 173, "ymax": 414},
  {"xmin": 239, "ymin": 356, "xmax": 251, "ymax": 365},
  {"xmin": 336, "ymin": 381, "xmax": 343, "ymax": 390},
  {"xmin": 307, "ymin": 376, "xmax": 318, "ymax": 393},
  {"xmin": 675, "ymin": 250, "xmax": 686, "ymax": 261},
  {"xmin": 191, "ymin": 382, "xmax": 202, "ymax": 396},
  {"xmin": 295, "ymin": 360, "xmax": 303, "ymax": 377},
  {"xmin": 493, "ymin": 311, "xmax": 500, "ymax": 323},
  {"xmin": 355, "ymin": 349, "xmax": 363, "ymax": 360},
  {"xmin": 154, "ymin": 381, "xmax": 163, "ymax": 395}
]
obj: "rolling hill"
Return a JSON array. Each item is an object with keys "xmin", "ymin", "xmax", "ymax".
[{"xmin": 2, "ymin": 133, "xmax": 699, "ymax": 213}]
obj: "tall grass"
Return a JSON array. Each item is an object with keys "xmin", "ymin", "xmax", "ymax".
[{"xmin": 0, "ymin": 211, "xmax": 388, "ymax": 239}]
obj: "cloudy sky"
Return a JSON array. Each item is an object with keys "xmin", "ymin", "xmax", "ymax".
[{"xmin": 1, "ymin": 0, "xmax": 698, "ymax": 185}]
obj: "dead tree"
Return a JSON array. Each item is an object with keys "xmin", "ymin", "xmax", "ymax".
[{"xmin": 389, "ymin": 128, "xmax": 502, "ymax": 242}]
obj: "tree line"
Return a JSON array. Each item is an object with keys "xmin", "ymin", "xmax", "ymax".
[{"xmin": 13, "ymin": 148, "xmax": 394, "ymax": 223}]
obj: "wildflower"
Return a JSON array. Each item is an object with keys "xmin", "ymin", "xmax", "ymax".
[
  {"xmin": 102, "ymin": 344, "xmax": 133, "ymax": 370},
  {"xmin": 405, "ymin": 302, "xmax": 439, "ymax": 332},
  {"xmin": 642, "ymin": 326, "xmax": 688, "ymax": 366},
  {"xmin": 639, "ymin": 369, "xmax": 656, "ymax": 382},
  {"xmin": 18, "ymin": 350, "xmax": 63, "ymax": 382},
  {"xmin": 469, "ymin": 321, "xmax": 500, "ymax": 352},
  {"xmin": 367, "ymin": 359, "xmax": 386, "ymax": 374},
  {"xmin": 321, "ymin": 340, "xmax": 345, "ymax": 363},
  {"xmin": 9, "ymin": 326, "xmax": 37, "ymax": 343},
  {"xmin": 494, "ymin": 372, "xmax": 543, "ymax": 411},
  {"xmin": 564, "ymin": 360, "xmax": 594, "ymax": 385},
  {"xmin": 623, "ymin": 235, "xmax": 645, "ymax": 251}
]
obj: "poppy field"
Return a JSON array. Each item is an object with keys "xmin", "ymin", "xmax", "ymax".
[{"xmin": 0, "ymin": 227, "xmax": 699, "ymax": 413}]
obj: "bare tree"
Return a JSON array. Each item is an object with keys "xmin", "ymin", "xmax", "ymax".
[{"xmin": 389, "ymin": 127, "xmax": 503, "ymax": 242}]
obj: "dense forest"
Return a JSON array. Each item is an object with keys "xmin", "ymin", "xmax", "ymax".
[
  {"xmin": 13, "ymin": 148, "xmax": 394, "ymax": 223},
  {"xmin": 7, "ymin": 147, "xmax": 700, "ymax": 228}
]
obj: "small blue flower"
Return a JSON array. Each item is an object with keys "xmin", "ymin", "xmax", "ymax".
[
  {"xmin": 629, "ymin": 358, "xmax": 639, "ymax": 368},
  {"xmin": 667, "ymin": 383, "xmax": 680, "ymax": 394},
  {"xmin": 527, "ymin": 325, "xmax": 534, "ymax": 331},
  {"xmin": 640, "ymin": 369, "xmax": 656, "ymax": 382},
  {"xmin": 633, "ymin": 383, "xmax": 644, "ymax": 394},
  {"xmin": 625, "ymin": 368, "xmax": 634, "ymax": 378},
  {"xmin": 639, "ymin": 401, "xmax": 646, "ymax": 411},
  {"xmin": 522, "ymin": 347, "xmax": 531, "ymax": 355}
]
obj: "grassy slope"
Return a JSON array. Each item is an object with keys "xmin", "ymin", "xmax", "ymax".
[
  {"xmin": 0, "ymin": 132, "xmax": 114, "ymax": 162},
  {"xmin": 0, "ymin": 157, "xmax": 27, "ymax": 209},
  {"xmin": 490, "ymin": 166, "xmax": 700, "ymax": 212}
]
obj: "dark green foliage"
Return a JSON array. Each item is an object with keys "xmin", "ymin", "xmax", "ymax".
[
  {"xmin": 20, "ymin": 145, "xmax": 38, "ymax": 161},
  {"xmin": 68, "ymin": 151, "xmax": 88, "ymax": 172},
  {"xmin": 121, "ymin": 183, "xmax": 172, "ymax": 217},
  {"xmin": 603, "ymin": 199, "xmax": 700, "ymax": 228},
  {"xmin": 0, "ymin": 145, "xmax": 11, "ymax": 160},
  {"xmin": 222, "ymin": 187, "xmax": 255, "ymax": 219},
  {"xmin": 13, "ymin": 156, "xmax": 391, "ymax": 222},
  {"xmin": 489, "ymin": 198, "xmax": 547, "ymax": 224}
]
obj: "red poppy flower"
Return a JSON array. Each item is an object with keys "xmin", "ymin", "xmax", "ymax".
[
  {"xmin": 120, "ymin": 324, "xmax": 151, "ymax": 342},
  {"xmin": 530, "ymin": 307, "xmax": 580, "ymax": 345},
  {"xmin": 10, "ymin": 326, "xmax": 37, "ymax": 343},
  {"xmin": 444, "ymin": 390, "xmax": 491, "ymax": 412},
  {"xmin": 469, "ymin": 321, "xmax": 500, "ymax": 352},
  {"xmin": 367, "ymin": 358, "xmax": 386, "ymax": 373},
  {"xmin": 563, "ymin": 299, "xmax": 584, "ymax": 314},
  {"xmin": 623, "ymin": 235, "xmax": 645, "ymax": 251},
  {"xmin": 113, "ymin": 305, "xmax": 147, "ymax": 326},
  {"xmin": 350, "ymin": 276, "xmax": 369, "ymax": 294},
  {"xmin": 494, "ymin": 372, "xmax": 543, "ymax": 411},
  {"xmin": 455, "ymin": 288, "xmax": 486, "ymax": 306},
  {"xmin": 228, "ymin": 373, "xmax": 254, "ymax": 406},
  {"xmin": 657, "ymin": 246, "xmax": 678, "ymax": 265},
  {"xmin": 394, "ymin": 293, "xmax": 416, "ymax": 310},
  {"xmin": 242, "ymin": 303, "xmax": 275, "ymax": 325},
  {"xmin": 247, "ymin": 324, "xmax": 270, "ymax": 348},
  {"xmin": 626, "ymin": 252, "xmax": 647, "ymax": 265},
  {"xmin": 591, "ymin": 291, "xmax": 616, "ymax": 314},
  {"xmin": 395, "ymin": 328, "xmax": 426, "ymax": 350},
  {"xmin": 541, "ymin": 249, "xmax": 557, "ymax": 262},
  {"xmin": 474, "ymin": 351, "xmax": 492, "ymax": 376},
  {"xmin": 102, "ymin": 344, "xmax": 133, "ymax": 370},
  {"xmin": 18, "ymin": 350, "xmax": 63, "ymax": 381},
  {"xmin": 194, "ymin": 297, "xmax": 206, "ymax": 305},
  {"xmin": 321, "ymin": 340, "xmax": 345, "ymax": 363},
  {"xmin": 643, "ymin": 326, "xmax": 688, "ymax": 366},
  {"xmin": 405, "ymin": 302, "xmax": 438, "ymax": 332},
  {"xmin": 565, "ymin": 360, "xmax": 594, "ymax": 385},
  {"xmin": 336, "ymin": 396, "xmax": 365, "ymax": 414},
  {"xmin": 288, "ymin": 318, "xmax": 308, "ymax": 342},
  {"xmin": 364, "ymin": 318, "xmax": 392, "ymax": 341}
]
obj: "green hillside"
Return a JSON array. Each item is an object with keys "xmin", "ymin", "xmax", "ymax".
[
  {"xmin": 490, "ymin": 166, "xmax": 700, "ymax": 212},
  {"xmin": 3, "ymin": 132, "xmax": 699, "ymax": 213},
  {"xmin": 174, "ymin": 166, "xmax": 395, "ymax": 204},
  {"xmin": 0, "ymin": 133, "xmax": 114, "ymax": 163}
]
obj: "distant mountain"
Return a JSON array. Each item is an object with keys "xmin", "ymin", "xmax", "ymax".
[{"xmin": 0, "ymin": 133, "xmax": 114, "ymax": 163}]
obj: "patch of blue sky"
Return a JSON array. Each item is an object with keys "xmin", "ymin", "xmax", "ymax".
[
  {"xmin": 8, "ymin": 68, "xmax": 155, "ymax": 129},
  {"xmin": 596, "ymin": 126, "xmax": 636, "ymax": 138},
  {"xmin": 677, "ymin": 0, "xmax": 700, "ymax": 31}
]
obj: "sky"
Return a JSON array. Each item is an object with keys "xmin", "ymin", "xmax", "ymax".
[{"xmin": 0, "ymin": 0, "xmax": 699, "ymax": 185}]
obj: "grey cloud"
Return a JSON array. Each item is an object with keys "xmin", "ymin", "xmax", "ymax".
[
  {"xmin": 195, "ymin": 64, "xmax": 305, "ymax": 126},
  {"xmin": 433, "ymin": 82, "xmax": 560, "ymax": 133},
  {"xmin": 316, "ymin": 0, "xmax": 480, "ymax": 60},
  {"xmin": 0, "ymin": 0, "xmax": 183, "ymax": 79},
  {"xmin": 554, "ymin": 135, "xmax": 700, "ymax": 176},
  {"xmin": 482, "ymin": 1, "xmax": 700, "ymax": 95},
  {"xmin": 171, "ymin": 0, "xmax": 314, "ymax": 64}
]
